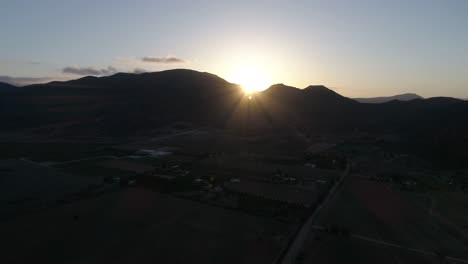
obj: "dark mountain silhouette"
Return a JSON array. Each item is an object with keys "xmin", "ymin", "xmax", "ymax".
[
  {"xmin": 0, "ymin": 82, "xmax": 16, "ymax": 92},
  {"xmin": 1, "ymin": 70, "xmax": 244, "ymax": 135},
  {"xmin": 262, "ymin": 84, "xmax": 355, "ymax": 107},
  {"xmin": 258, "ymin": 85, "xmax": 468, "ymax": 168},
  {"xmin": 2, "ymin": 70, "xmax": 466, "ymax": 136},
  {"xmin": 354, "ymin": 93, "xmax": 423, "ymax": 103},
  {"xmin": 1, "ymin": 69, "xmax": 467, "ymax": 167},
  {"xmin": 258, "ymin": 85, "xmax": 465, "ymax": 134},
  {"xmin": 304, "ymin": 85, "xmax": 348, "ymax": 99},
  {"xmin": 262, "ymin": 84, "xmax": 303, "ymax": 100}
]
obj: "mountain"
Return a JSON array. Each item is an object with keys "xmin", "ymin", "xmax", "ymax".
[
  {"xmin": 0, "ymin": 82, "xmax": 16, "ymax": 92},
  {"xmin": 262, "ymin": 84, "xmax": 355, "ymax": 106},
  {"xmin": 0, "ymin": 69, "xmax": 244, "ymax": 136},
  {"xmin": 262, "ymin": 84, "xmax": 303, "ymax": 99},
  {"xmin": 2, "ymin": 71, "xmax": 466, "ymax": 137},
  {"xmin": 1, "ymin": 69, "xmax": 468, "ymax": 167},
  {"xmin": 354, "ymin": 93, "xmax": 423, "ymax": 103},
  {"xmin": 260, "ymin": 86, "xmax": 468, "ymax": 168}
]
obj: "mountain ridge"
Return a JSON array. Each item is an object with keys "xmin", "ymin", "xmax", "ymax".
[
  {"xmin": 354, "ymin": 93, "xmax": 423, "ymax": 103},
  {"xmin": 3, "ymin": 72, "xmax": 462, "ymax": 103},
  {"xmin": 1, "ymin": 70, "xmax": 467, "ymax": 136},
  {"xmin": 0, "ymin": 82, "xmax": 16, "ymax": 92}
]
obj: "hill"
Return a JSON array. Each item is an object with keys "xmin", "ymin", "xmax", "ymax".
[
  {"xmin": 354, "ymin": 93, "xmax": 423, "ymax": 103},
  {"xmin": 0, "ymin": 69, "xmax": 244, "ymax": 136},
  {"xmin": 0, "ymin": 82, "xmax": 16, "ymax": 92}
]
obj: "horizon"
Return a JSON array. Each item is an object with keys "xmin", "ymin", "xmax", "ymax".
[
  {"xmin": 0, "ymin": 68, "xmax": 467, "ymax": 100},
  {"xmin": 3, "ymin": 67, "xmax": 464, "ymax": 100},
  {"xmin": 1, "ymin": 1, "xmax": 468, "ymax": 98}
]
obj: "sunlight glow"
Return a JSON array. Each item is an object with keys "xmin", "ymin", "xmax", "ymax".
[{"xmin": 230, "ymin": 66, "xmax": 271, "ymax": 94}]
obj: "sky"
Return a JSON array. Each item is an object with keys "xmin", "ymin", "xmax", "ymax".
[{"xmin": 1, "ymin": 0, "xmax": 467, "ymax": 98}]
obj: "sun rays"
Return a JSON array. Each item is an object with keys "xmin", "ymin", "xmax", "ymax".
[{"xmin": 230, "ymin": 65, "xmax": 271, "ymax": 94}]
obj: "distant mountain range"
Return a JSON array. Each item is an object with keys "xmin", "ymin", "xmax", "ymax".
[
  {"xmin": 1, "ymin": 70, "xmax": 467, "ymax": 167},
  {"xmin": 354, "ymin": 93, "xmax": 423, "ymax": 103}
]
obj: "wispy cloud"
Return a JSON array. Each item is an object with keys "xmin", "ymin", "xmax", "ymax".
[
  {"xmin": 142, "ymin": 56, "xmax": 186, "ymax": 64},
  {"xmin": 0, "ymin": 75, "xmax": 54, "ymax": 86},
  {"xmin": 62, "ymin": 66, "xmax": 117, "ymax": 76}
]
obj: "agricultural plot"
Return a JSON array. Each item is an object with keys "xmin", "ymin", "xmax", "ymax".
[
  {"xmin": 1, "ymin": 188, "xmax": 290, "ymax": 264},
  {"xmin": 403, "ymin": 191, "xmax": 468, "ymax": 239},
  {"xmin": 0, "ymin": 142, "xmax": 122, "ymax": 162},
  {"xmin": 299, "ymin": 175, "xmax": 468, "ymax": 263},
  {"xmin": 56, "ymin": 158, "xmax": 132, "ymax": 180},
  {"xmin": 298, "ymin": 233, "xmax": 438, "ymax": 264}
]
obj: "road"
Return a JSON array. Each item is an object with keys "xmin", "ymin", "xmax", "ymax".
[
  {"xmin": 353, "ymin": 234, "xmax": 468, "ymax": 264},
  {"xmin": 276, "ymin": 163, "xmax": 350, "ymax": 264},
  {"xmin": 149, "ymin": 128, "xmax": 204, "ymax": 141},
  {"xmin": 50, "ymin": 155, "xmax": 119, "ymax": 166}
]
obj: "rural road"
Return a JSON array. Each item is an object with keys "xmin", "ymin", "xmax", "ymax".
[
  {"xmin": 51, "ymin": 155, "xmax": 118, "ymax": 166},
  {"xmin": 353, "ymin": 234, "xmax": 468, "ymax": 264},
  {"xmin": 149, "ymin": 128, "xmax": 204, "ymax": 141},
  {"xmin": 276, "ymin": 162, "xmax": 350, "ymax": 264}
]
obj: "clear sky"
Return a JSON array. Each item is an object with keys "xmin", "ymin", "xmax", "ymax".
[{"xmin": 1, "ymin": 0, "xmax": 467, "ymax": 98}]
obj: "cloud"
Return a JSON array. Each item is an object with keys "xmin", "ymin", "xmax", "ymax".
[
  {"xmin": 62, "ymin": 66, "xmax": 117, "ymax": 76},
  {"xmin": 142, "ymin": 56, "xmax": 186, "ymax": 64},
  {"xmin": 0, "ymin": 75, "xmax": 54, "ymax": 86}
]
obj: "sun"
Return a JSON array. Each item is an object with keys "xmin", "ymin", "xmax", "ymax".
[{"xmin": 230, "ymin": 66, "xmax": 271, "ymax": 94}]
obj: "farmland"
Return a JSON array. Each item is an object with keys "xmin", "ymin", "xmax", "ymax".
[
  {"xmin": 1, "ymin": 188, "xmax": 291, "ymax": 264},
  {"xmin": 298, "ymin": 175, "xmax": 468, "ymax": 263}
]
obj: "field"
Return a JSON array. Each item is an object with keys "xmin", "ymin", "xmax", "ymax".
[
  {"xmin": 1, "ymin": 188, "xmax": 291, "ymax": 264},
  {"xmin": 298, "ymin": 175, "xmax": 468, "ymax": 263},
  {"xmin": 403, "ymin": 191, "xmax": 468, "ymax": 238},
  {"xmin": 0, "ymin": 142, "xmax": 126, "ymax": 162},
  {"xmin": 55, "ymin": 157, "xmax": 133, "ymax": 179},
  {"xmin": 299, "ymin": 234, "xmax": 438, "ymax": 264},
  {"xmin": 0, "ymin": 159, "xmax": 99, "ymax": 219}
]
